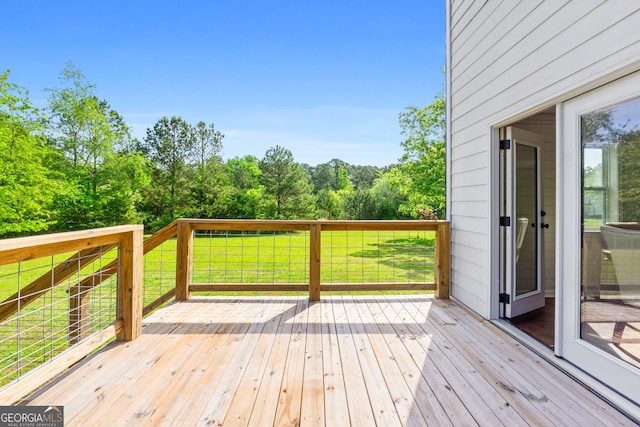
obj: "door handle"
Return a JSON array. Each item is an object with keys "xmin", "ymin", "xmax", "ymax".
[{"xmin": 541, "ymin": 223, "xmax": 549, "ymax": 229}]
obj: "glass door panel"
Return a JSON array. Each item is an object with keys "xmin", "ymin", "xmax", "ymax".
[
  {"xmin": 516, "ymin": 144, "xmax": 538, "ymax": 296},
  {"xmin": 560, "ymin": 72, "xmax": 640, "ymax": 406},
  {"xmin": 581, "ymin": 96, "xmax": 640, "ymax": 370}
]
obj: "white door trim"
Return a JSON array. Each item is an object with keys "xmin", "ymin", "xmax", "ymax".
[{"xmin": 560, "ymin": 71, "xmax": 640, "ymax": 405}]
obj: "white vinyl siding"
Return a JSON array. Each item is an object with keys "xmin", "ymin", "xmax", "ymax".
[{"xmin": 448, "ymin": 0, "xmax": 640, "ymax": 316}]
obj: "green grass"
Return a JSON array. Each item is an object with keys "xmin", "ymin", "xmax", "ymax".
[
  {"xmin": 584, "ymin": 218, "xmax": 604, "ymax": 230},
  {"xmin": 143, "ymin": 230, "xmax": 436, "ymax": 295}
]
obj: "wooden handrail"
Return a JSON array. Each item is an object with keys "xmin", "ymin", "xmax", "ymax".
[
  {"xmin": 0, "ymin": 219, "xmax": 449, "ymax": 335},
  {"xmin": 173, "ymin": 219, "xmax": 450, "ymax": 301},
  {"xmin": 1, "ymin": 220, "xmax": 180, "ymax": 326},
  {"xmin": 0, "ymin": 225, "xmax": 141, "ymax": 266},
  {"xmin": 0, "ymin": 225, "xmax": 144, "ymax": 341}
]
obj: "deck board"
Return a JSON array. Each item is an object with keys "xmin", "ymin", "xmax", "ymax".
[
  {"xmin": 319, "ymin": 297, "xmax": 350, "ymax": 426},
  {"xmin": 247, "ymin": 299, "xmax": 303, "ymax": 427},
  {"xmin": 416, "ymin": 298, "xmax": 629, "ymax": 426},
  {"xmin": 331, "ymin": 297, "xmax": 377, "ymax": 426},
  {"xmin": 23, "ymin": 295, "xmax": 634, "ymax": 426},
  {"xmin": 388, "ymin": 297, "xmax": 509, "ymax": 426},
  {"xmin": 300, "ymin": 301, "xmax": 325, "ymax": 426},
  {"xmin": 365, "ymin": 298, "xmax": 454, "ymax": 426}
]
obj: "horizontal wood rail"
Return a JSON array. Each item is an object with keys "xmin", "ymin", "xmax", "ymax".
[
  {"xmin": 0, "ymin": 225, "xmax": 144, "ymax": 341},
  {"xmin": 173, "ymin": 219, "xmax": 451, "ymax": 301}
]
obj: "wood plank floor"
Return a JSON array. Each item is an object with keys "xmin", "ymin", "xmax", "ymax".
[{"xmin": 24, "ymin": 295, "xmax": 635, "ymax": 426}]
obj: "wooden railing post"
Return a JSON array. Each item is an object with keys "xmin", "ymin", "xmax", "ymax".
[
  {"xmin": 118, "ymin": 226, "xmax": 144, "ymax": 341},
  {"xmin": 309, "ymin": 222, "xmax": 321, "ymax": 301},
  {"xmin": 69, "ymin": 283, "xmax": 91, "ymax": 344},
  {"xmin": 176, "ymin": 220, "xmax": 193, "ymax": 301},
  {"xmin": 435, "ymin": 221, "xmax": 451, "ymax": 299}
]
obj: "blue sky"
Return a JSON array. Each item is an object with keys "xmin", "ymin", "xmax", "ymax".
[{"xmin": 3, "ymin": 1, "xmax": 445, "ymax": 166}]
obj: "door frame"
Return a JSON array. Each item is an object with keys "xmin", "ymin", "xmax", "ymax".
[
  {"xmin": 559, "ymin": 71, "xmax": 640, "ymax": 405},
  {"xmin": 487, "ymin": 74, "xmax": 640, "ymax": 418}
]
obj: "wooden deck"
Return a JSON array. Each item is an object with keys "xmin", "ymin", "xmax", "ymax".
[{"xmin": 24, "ymin": 295, "xmax": 633, "ymax": 426}]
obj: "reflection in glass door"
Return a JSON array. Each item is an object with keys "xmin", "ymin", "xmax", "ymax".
[
  {"xmin": 580, "ymin": 96, "xmax": 640, "ymax": 370},
  {"xmin": 516, "ymin": 144, "xmax": 539, "ymax": 296},
  {"xmin": 561, "ymin": 73, "xmax": 640, "ymax": 405}
]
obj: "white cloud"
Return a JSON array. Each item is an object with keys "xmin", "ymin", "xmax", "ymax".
[{"xmin": 124, "ymin": 104, "xmax": 405, "ymax": 166}]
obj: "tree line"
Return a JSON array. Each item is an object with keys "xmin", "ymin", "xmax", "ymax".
[{"xmin": 0, "ymin": 64, "xmax": 445, "ymax": 237}]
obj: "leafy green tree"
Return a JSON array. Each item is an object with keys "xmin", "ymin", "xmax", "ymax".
[
  {"xmin": 46, "ymin": 63, "xmax": 98, "ymax": 169},
  {"xmin": 392, "ymin": 95, "xmax": 446, "ymax": 218},
  {"xmin": 141, "ymin": 116, "xmax": 195, "ymax": 221},
  {"xmin": 46, "ymin": 64, "xmax": 147, "ymax": 229},
  {"xmin": 342, "ymin": 189, "xmax": 376, "ymax": 219},
  {"xmin": 310, "ymin": 162, "xmax": 336, "ymax": 192},
  {"xmin": 336, "ymin": 164, "xmax": 352, "ymax": 191},
  {"xmin": 0, "ymin": 71, "xmax": 63, "ymax": 236},
  {"xmin": 193, "ymin": 121, "xmax": 223, "ymax": 167},
  {"xmin": 617, "ymin": 130, "xmax": 640, "ymax": 221},
  {"xmin": 188, "ymin": 121, "xmax": 229, "ymax": 218},
  {"xmin": 312, "ymin": 160, "xmax": 376, "ymax": 190},
  {"xmin": 259, "ymin": 146, "xmax": 315, "ymax": 219},
  {"xmin": 225, "ymin": 156, "xmax": 267, "ymax": 218},
  {"xmin": 350, "ymin": 165, "xmax": 381, "ymax": 190},
  {"xmin": 94, "ymin": 150, "xmax": 151, "ymax": 225},
  {"xmin": 316, "ymin": 189, "xmax": 343, "ymax": 219},
  {"xmin": 369, "ymin": 174, "xmax": 407, "ymax": 219}
]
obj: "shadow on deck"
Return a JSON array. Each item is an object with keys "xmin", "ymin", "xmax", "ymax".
[{"xmin": 24, "ymin": 295, "xmax": 631, "ymax": 426}]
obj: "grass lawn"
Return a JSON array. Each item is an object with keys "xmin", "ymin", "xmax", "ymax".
[{"xmin": 145, "ymin": 229, "xmax": 436, "ymax": 295}]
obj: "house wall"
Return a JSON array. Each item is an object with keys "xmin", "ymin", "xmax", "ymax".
[{"xmin": 447, "ymin": 0, "xmax": 640, "ymax": 317}]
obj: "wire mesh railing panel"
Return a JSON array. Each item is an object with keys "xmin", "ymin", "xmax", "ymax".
[
  {"xmin": 142, "ymin": 237, "xmax": 177, "ymax": 308},
  {"xmin": 0, "ymin": 246, "xmax": 119, "ymax": 388},
  {"xmin": 322, "ymin": 230, "xmax": 436, "ymax": 285},
  {"xmin": 192, "ymin": 230, "xmax": 310, "ymax": 285}
]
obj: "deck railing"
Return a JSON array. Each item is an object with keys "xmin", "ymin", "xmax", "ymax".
[
  {"xmin": 175, "ymin": 219, "xmax": 450, "ymax": 301},
  {"xmin": 0, "ymin": 219, "xmax": 449, "ymax": 403},
  {"xmin": 0, "ymin": 225, "xmax": 143, "ymax": 403}
]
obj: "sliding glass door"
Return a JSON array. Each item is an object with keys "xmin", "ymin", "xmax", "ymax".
[{"xmin": 560, "ymin": 72, "xmax": 640, "ymax": 405}]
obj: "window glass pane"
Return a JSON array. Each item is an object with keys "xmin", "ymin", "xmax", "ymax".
[
  {"xmin": 581, "ymin": 96, "xmax": 640, "ymax": 369},
  {"xmin": 584, "ymin": 148, "xmax": 603, "ymax": 187},
  {"xmin": 583, "ymin": 189, "xmax": 604, "ymax": 228}
]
